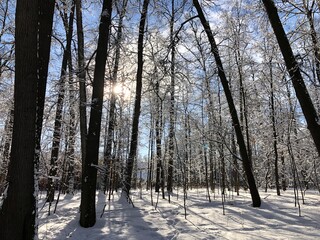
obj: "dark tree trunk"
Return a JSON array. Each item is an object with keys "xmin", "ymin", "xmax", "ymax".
[
  {"xmin": 153, "ymin": 64, "xmax": 164, "ymax": 196},
  {"xmin": 47, "ymin": 3, "xmax": 75, "ymax": 203},
  {"xmin": 123, "ymin": 0, "xmax": 149, "ymax": 196},
  {"xmin": 205, "ymin": 77, "xmax": 215, "ymax": 193},
  {"xmin": 235, "ymin": 49, "xmax": 252, "ymax": 165},
  {"xmin": 155, "ymin": 85, "xmax": 163, "ymax": 194},
  {"xmin": 269, "ymin": 59, "xmax": 281, "ymax": 196},
  {"xmin": 102, "ymin": 0, "xmax": 128, "ymax": 193},
  {"xmin": 75, "ymin": 0, "xmax": 88, "ymax": 171},
  {"xmin": 203, "ymin": 144, "xmax": 211, "ymax": 202},
  {"xmin": 200, "ymin": 74, "xmax": 211, "ymax": 201},
  {"xmin": 231, "ymin": 131, "xmax": 240, "ymax": 195},
  {"xmin": 281, "ymin": 152, "xmax": 287, "ymax": 191},
  {"xmin": 184, "ymin": 111, "xmax": 191, "ymax": 190},
  {"xmin": 80, "ymin": 0, "xmax": 113, "ymax": 228},
  {"xmin": 262, "ymin": 0, "xmax": 320, "ymax": 156},
  {"xmin": 167, "ymin": 0, "xmax": 175, "ymax": 198},
  {"xmin": 193, "ymin": 0, "xmax": 261, "ymax": 207},
  {"xmin": 146, "ymin": 116, "xmax": 154, "ymax": 191},
  {"xmin": 200, "ymin": 45, "xmax": 215, "ymax": 193},
  {"xmin": 34, "ymin": 0, "xmax": 55, "ymax": 173},
  {"xmin": 0, "ymin": 0, "xmax": 39, "ymax": 238},
  {"xmin": 66, "ymin": 51, "xmax": 76, "ymax": 194}
]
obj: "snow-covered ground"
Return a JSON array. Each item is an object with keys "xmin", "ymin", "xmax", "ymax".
[{"xmin": 38, "ymin": 188, "xmax": 320, "ymax": 239}]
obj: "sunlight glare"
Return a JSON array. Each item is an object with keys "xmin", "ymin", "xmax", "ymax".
[{"xmin": 112, "ymin": 83, "xmax": 131, "ymax": 101}]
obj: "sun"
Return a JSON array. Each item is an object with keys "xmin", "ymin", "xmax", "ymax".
[{"xmin": 112, "ymin": 83, "xmax": 131, "ymax": 101}]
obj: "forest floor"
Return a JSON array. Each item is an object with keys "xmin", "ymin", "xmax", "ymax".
[{"xmin": 38, "ymin": 187, "xmax": 320, "ymax": 239}]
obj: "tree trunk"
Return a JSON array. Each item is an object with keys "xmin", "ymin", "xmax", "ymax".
[
  {"xmin": 123, "ymin": 0, "xmax": 149, "ymax": 196},
  {"xmin": 235, "ymin": 50, "xmax": 252, "ymax": 165},
  {"xmin": 66, "ymin": 51, "xmax": 76, "ymax": 194},
  {"xmin": 102, "ymin": 0, "xmax": 128, "ymax": 193},
  {"xmin": 262, "ymin": 0, "xmax": 320, "ymax": 156},
  {"xmin": 268, "ymin": 59, "xmax": 281, "ymax": 196},
  {"xmin": 47, "ymin": 3, "xmax": 75, "ymax": 203},
  {"xmin": 184, "ymin": 110, "xmax": 190, "ymax": 190},
  {"xmin": 155, "ymin": 85, "xmax": 163, "ymax": 194},
  {"xmin": 34, "ymin": 0, "xmax": 55, "ymax": 174},
  {"xmin": 231, "ymin": 131, "xmax": 240, "ymax": 195},
  {"xmin": 0, "ymin": 0, "xmax": 39, "ymax": 238},
  {"xmin": 281, "ymin": 152, "xmax": 287, "ymax": 191},
  {"xmin": 193, "ymin": 0, "xmax": 261, "ymax": 207},
  {"xmin": 80, "ymin": 0, "xmax": 113, "ymax": 228},
  {"xmin": 146, "ymin": 113, "xmax": 154, "ymax": 191},
  {"xmin": 167, "ymin": 0, "xmax": 175, "ymax": 198},
  {"xmin": 75, "ymin": 0, "xmax": 88, "ymax": 173},
  {"xmin": 218, "ymin": 90, "xmax": 226, "ymax": 196}
]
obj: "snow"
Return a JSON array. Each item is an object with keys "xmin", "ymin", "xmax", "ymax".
[
  {"xmin": 38, "ymin": 189, "xmax": 320, "ymax": 239},
  {"xmin": 0, "ymin": 183, "xmax": 8, "ymax": 210}
]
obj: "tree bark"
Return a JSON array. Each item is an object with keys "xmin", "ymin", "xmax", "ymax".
[
  {"xmin": 47, "ymin": 3, "xmax": 75, "ymax": 203},
  {"xmin": 154, "ymin": 82, "xmax": 165, "ymax": 199},
  {"xmin": 102, "ymin": 0, "xmax": 128, "ymax": 193},
  {"xmin": 66, "ymin": 49, "xmax": 76, "ymax": 194},
  {"xmin": 167, "ymin": 0, "xmax": 175, "ymax": 198},
  {"xmin": 235, "ymin": 45, "xmax": 252, "ymax": 165},
  {"xmin": 123, "ymin": 0, "xmax": 149, "ymax": 196},
  {"xmin": 193, "ymin": 0, "xmax": 261, "ymax": 207},
  {"xmin": 146, "ymin": 115, "xmax": 154, "ymax": 191},
  {"xmin": 269, "ymin": 59, "xmax": 281, "ymax": 196},
  {"xmin": 0, "ymin": 0, "xmax": 39, "ymax": 238},
  {"xmin": 80, "ymin": 0, "xmax": 113, "ymax": 228},
  {"xmin": 75, "ymin": 0, "xmax": 88, "ymax": 173},
  {"xmin": 34, "ymin": 0, "xmax": 55, "ymax": 173},
  {"xmin": 262, "ymin": 0, "xmax": 320, "ymax": 156}
]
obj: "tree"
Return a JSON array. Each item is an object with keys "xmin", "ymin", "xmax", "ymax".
[
  {"xmin": 0, "ymin": 0, "xmax": 40, "ymax": 238},
  {"xmin": 35, "ymin": 0, "xmax": 55, "ymax": 193},
  {"xmin": 144, "ymin": 33, "xmax": 165, "ymax": 197},
  {"xmin": 75, "ymin": 0, "xmax": 87, "ymax": 174},
  {"xmin": 262, "ymin": 0, "xmax": 320, "ymax": 156},
  {"xmin": 193, "ymin": 0, "xmax": 261, "ymax": 207},
  {"xmin": 268, "ymin": 56, "xmax": 281, "ymax": 196},
  {"xmin": 154, "ymin": 68, "xmax": 165, "ymax": 198},
  {"xmin": 102, "ymin": 0, "xmax": 128, "ymax": 193},
  {"xmin": 80, "ymin": 0, "xmax": 113, "ymax": 228},
  {"xmin": 167, "ymin": 0, "xmax": 176, "ymax": 202},
  {"xmin": 47, "ymin": 2, "xmax": 75, "ymax": 203},
  {"xmin": 123, "ymin": 0, "xmax": 150, "ymax": 197},
  {"xmin": 65, "ymin": 35, "xmax": 77, "ymax": 194}
]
